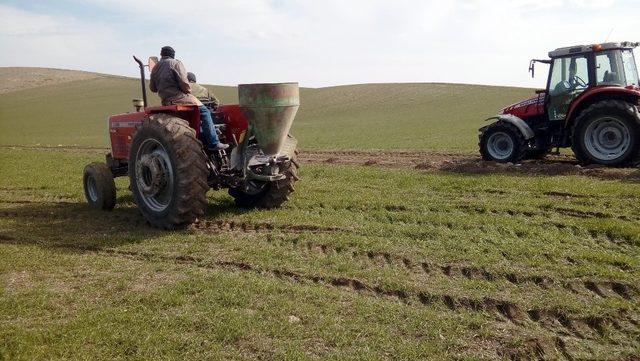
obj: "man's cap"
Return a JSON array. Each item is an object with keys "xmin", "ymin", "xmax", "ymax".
[
  {"xmin": 160, "ymin": 46, "xmax": 175, "ymax": 58},
  {"xmin": 187, "ymin": 72, "xmax": 196, "ymax": 83}
]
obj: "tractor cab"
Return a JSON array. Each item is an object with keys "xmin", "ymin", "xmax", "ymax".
[
  {"xmin": 544, "ymin": 43, "xmax": 640, "ymax": 121},
  {"xmin": 480, "ymin": 42, "xmax": 640, "ymax": 166}
]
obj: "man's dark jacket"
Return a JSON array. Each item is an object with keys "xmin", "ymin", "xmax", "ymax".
[{"xmin": 150, "ymin": 56, "xmax": 201, "ymax": 106}]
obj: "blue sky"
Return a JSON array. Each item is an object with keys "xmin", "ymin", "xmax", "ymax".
[{"xmin": 1, "ymin": 0, "xmax": 638, "ymax": 88}]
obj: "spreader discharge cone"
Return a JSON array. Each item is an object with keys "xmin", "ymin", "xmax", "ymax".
[{"xmin": 239, "ymin": 83, "xmax": 299, "ymax": 156}]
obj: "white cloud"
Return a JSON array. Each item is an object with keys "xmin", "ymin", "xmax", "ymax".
[
  {"xmin": 0, "ymin": 4, "xmax": 124, "ymax": 74},
  {"xmin": 0, "ymin": 1, "xmax": 637, "ymax": 88},
  {"xmin": 0, "ymin": 5, "xmax": 60, "ymax": 36},
  {"xmin": 569, "ymin": 0, "xmax": 616, "ymax": 8}
]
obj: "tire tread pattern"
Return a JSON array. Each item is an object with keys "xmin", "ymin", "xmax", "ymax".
[
  {"xmin": 479, "ymin": 121, "xmax": 526, "ymax": 163},
  {"xmin": 129, "ymin": 114, "xmax": 209, "ymax": 229},
  {"xmin": 571, "ymin": 100, "xmax": 640, "ymax": 167},
  {"xmin": 83, "ymin": 162, "xmax": 116, "ymax": 211}
]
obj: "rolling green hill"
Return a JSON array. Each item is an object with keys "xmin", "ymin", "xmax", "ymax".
[{"xmin": 0, "ymin": 68, "xmax": 534, "ymax": 152}]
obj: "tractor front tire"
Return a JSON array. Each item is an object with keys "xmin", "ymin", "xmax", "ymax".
[
  {"xmin": 83, "ymin": 162, "xmax": 116, "ymax": 211},
  {"xmin": 572, "ymin": 100, "xmax": 640, "ymax": 167},
  {"xmin": 229, "ymin": 155, "xmax": 299, "ymax": 209},
  {"xmin": 129, "ymin": 114, "xmax": 209, "ymax": 229},
  {"xmin": 479, "ymin": 121, "xmax": 526, "ymax": 163}
]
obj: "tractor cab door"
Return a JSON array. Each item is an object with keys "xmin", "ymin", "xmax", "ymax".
[{"xmin": 547, "ymin": 55, "xmax": 591, "ymax": 121}]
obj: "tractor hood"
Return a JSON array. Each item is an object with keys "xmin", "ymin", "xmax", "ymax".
[
  {"xmin": 238, "ymin": 83, "xmax": 299, "ymax": 156},
  {"xmin": 499, "ymin": 93, "xmax": 546, "ymax": 119}
]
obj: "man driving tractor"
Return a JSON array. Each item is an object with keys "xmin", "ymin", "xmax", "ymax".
[{"xmin": 149, "ymin": 46, "xmax": 228, "ymax": 150}]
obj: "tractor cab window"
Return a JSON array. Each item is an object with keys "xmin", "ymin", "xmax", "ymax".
[
  {"xmin": 621, "ymin": 50, "xmax": 639, "ymax": 86},
  {"xmin": 548, "ymin": 55, "xmax": 589, "ymax": 121},
  {"xmin": 596, "ymin": 49, "xmax": 639, "ymax": 87},
  {"xmin": 596, "ymin": 51, "xmax": 620, "ymax": 86}
]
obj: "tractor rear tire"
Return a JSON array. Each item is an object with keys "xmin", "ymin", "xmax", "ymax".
[
  {"xmin": 129, "ymin": 114, "xmax": 209, "ymax": 229},
  {"xmin": 572, "ymin": 100, "xmax": 640, "ymax": 167},
  {"xmin": 83, "ymin": 162, "xmax": 116, "ymax": 211},
  {"xmin": 479, "ymin": 121, "xmax": 526, "ymax": 163},
  {"xmin": 229, "ymin": 154, "xmax": 299, "ymax": 209}
]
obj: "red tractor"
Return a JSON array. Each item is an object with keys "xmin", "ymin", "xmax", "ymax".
[
  {"xmin": 480, "ymin": 42, "xmax": 640, "ymax": 166},
  {"xmin": 83, "ymin": 56, "xmax": 300, "ymax": 229}
]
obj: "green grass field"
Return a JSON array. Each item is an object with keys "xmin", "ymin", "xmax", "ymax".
[
  {"xmin": 0, "ymin": 69, "xmax": 639, "ymax": 359},
  {"xmin": 1, "ymin": 149, "xmax": 639, "ymax": 359},
  {"xmin": 0, "ymin": 68, "xmax": 533, "ymax": 152}
]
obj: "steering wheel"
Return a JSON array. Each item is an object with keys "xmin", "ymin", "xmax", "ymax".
[{"xmin": 572, "ymin": 75, "xmax": 587, "ymax": 87}]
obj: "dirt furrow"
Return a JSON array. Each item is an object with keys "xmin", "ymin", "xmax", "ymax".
[
  {"xmin": 62, "ymin": 244, "xmax": 640, "ymax": 347},
  {"xmin": 457, "ymin": 203, "xmax": 640, "ymax": 224},
  {"xmin": 0, "ymin": 208, "xmax": 345, "ymax": 235},
  {"xmin": 299, "ymin": 150, "xmax": 639, "ymax": 180},
  {"xmin": 3, "ymin": 145, "xmax": 638, "ymax": 180},
  {"xmin": 284, "ymin": 237, "xmax": 639, "ymax": 302},
  {"xmin": 1, "ymin": 236, "xmax": 637, "ymax": 356},
  {"xmin": 3, "ymin": 196, "xmax": 634, "ymax": 250},
  {"xmin": 189, "ymin": 219, "xmax": 346, "ymax": 234},
  {"xmin": 1, "ymin": 206, "xmax": 635, "ymax": 301}
]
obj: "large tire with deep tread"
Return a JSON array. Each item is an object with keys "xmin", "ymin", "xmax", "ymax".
[
  {"xmin": 479, "ymin": 121, "xmax": 526, "ymax": 163},
  {"xmin": 229, "ymin": 154, "xmax": 299, "ymax": 208},
  {"xmin": 83, "ymin": 162, "xmax": 116, "ymax": 211},
  {"xmin": 129, "ymin": 114, "xmax": 209, "ymax": 229},
  {"xmin": 572, "ymin": 100, "xmax": 640, "ymax": 167}
]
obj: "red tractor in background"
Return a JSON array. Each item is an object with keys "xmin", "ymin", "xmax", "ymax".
[
  {"xmin": 83, "ymin": 56, "xmax": 300, "ymax": 229},
  {"xmin": 480, "ymin": 42, "xmax": 640, "ymax": 166}
]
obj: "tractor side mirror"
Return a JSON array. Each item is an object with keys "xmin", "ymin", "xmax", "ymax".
[
  {"xmin": 148, "ymin": 56, "xmax": 158, "ymax": 71},
  {"xmin": 529, "ymin": 60, "xmax": 535, "ymax": 78},
  {"xmin": 529, "ymin": 59, "xmax": 551, "ymax": 79}
]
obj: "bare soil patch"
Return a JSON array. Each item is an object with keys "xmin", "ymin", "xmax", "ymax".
[
  {"xmin": 4, "ymin": 145, "xmax": 638, "ymax": 180},
  {"xmin": 0, "ymin": 67, "xmax": 102, "ymax": 94},
  {"xmin": 299, "ymin": 150, "xmax": 640, "ymax": 180}
]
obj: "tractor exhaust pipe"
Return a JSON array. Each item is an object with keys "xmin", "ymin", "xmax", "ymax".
[{"xmin": 133, "ymin": 55, "xmax": 147, "ymax": 109}]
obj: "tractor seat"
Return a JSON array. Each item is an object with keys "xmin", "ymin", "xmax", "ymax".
[{"xmin": 603, "ymin": 71, "xmax": 619, "ymax": 84}]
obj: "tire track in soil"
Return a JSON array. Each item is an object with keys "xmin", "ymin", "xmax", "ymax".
[
  {"xmin": 1, "ymin": 207, "xmax": 636, "ymax": 301},
  {"xmin": 457, "ymin": 203, "xmax": 640, "ymax": 224},
  {"xmin": 1, "ymin": 236, "xmax": 637, "ymax": 359},
  {"xmin": 555, "ymin": 337, "xmax": 574, "ymax": 361},
  {"xmin": 499, "ymin": 337, "xmax": 547, "ymax": 361},
  {"xmin": 189, "ymin": 219, "xmax": 346, "ymax": 234},
  {"xmin": 544, "ymin": 206, "xmax": 640, "ymax": 223},
  {"xmin": 543, "ymin": 191, "xmax": 591, "ymax": 199},
  {"xmin": 454, "ymin": 204, "xmax": 638, "ymax": 247},
  {"xmin": 2, "ymin": 197, "xmax": 635, "ymax": 248},
  {"xmin": 45, "ymin": 243, "xmax": 640, "ymax": 352},
  {"xmin": 550, "ymin": 223, "xmax": 637, "ymax": 248},
  {"xmin": 0, "ymin": 208, "xmax": 346, "ymax": 235},
  {"xmin": 290, "ymin": 238, "xmax": 638, "ymax": 302}
]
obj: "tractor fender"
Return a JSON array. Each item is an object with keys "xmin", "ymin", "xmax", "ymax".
[
  {"xmin": 565, "ymin": 86, "xmax": 640, "ymax": 126},
  {"xmin": 484, "ymin": 114, "xmax": 535, "ymax": 140}
]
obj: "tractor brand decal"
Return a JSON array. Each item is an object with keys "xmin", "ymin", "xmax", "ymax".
[
  {"xmin": 505, "ymin": 94, "xmax": 546, "ymax": 112},
  {"xmin": 111, "ymin": 121, "xmax": 143, "ymax": 128},
  {"xmin": 515, "ymin": 95, "xmax": 545, "ymax": 108}
]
